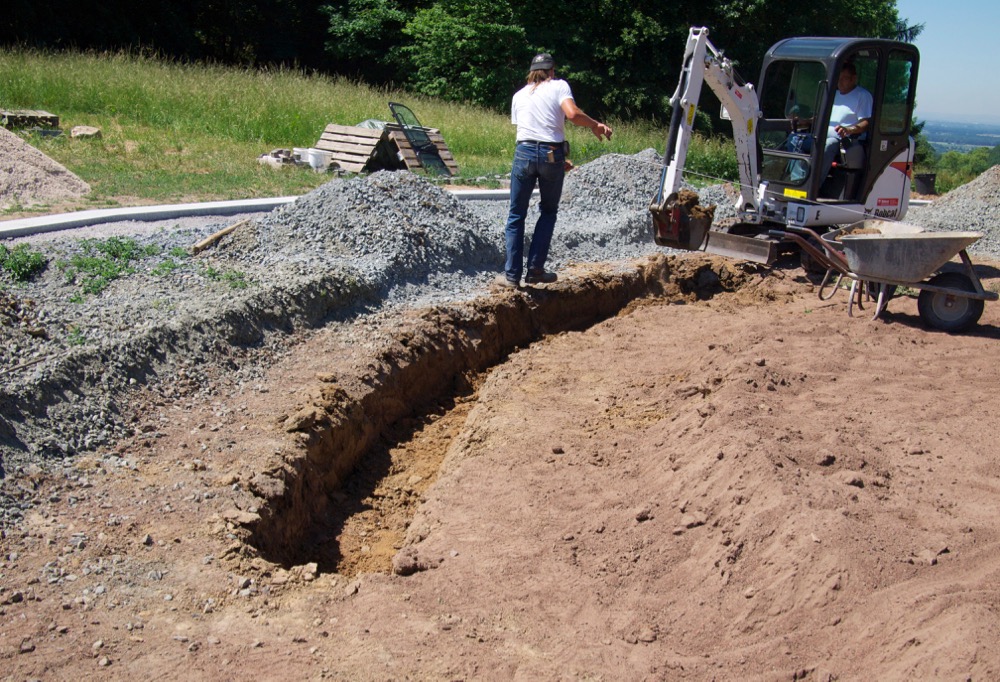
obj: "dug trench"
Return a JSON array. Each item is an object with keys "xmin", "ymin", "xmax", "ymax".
[{"xmin": 240, "ymin": 254, "xmax": 755, "ymax": 574}]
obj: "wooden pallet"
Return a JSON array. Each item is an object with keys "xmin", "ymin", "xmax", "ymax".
[
  {"xmin": 314, "ymin": 122, "xmax": 459, "ymax": 175},
  {"xmin": 313, "ymin": 123, "xmax": 389, "ymax": 174},
  {"xmin": 1, "ymin": 109, "xmax": 60, "ymax": 129},
  {"xmin": 385, "ymin": 123, "xmax": 459, "ymax": 176}
]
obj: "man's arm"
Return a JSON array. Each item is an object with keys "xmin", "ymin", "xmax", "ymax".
[
  {"xmin": 835, "ymin": 118, "xmax": 869, "ymax": 137},
  {"xmin": 561, "ymin": 98, "xmax": 613, "ymax": 140}
]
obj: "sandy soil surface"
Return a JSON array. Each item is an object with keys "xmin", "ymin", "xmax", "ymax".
[
  {"xmin": 3, "ymin": 253, "xmax": 999, "ymax": 681},
  {"xmin": 0, "ymin": 128, "xmax": 90, "ymax": 212}
]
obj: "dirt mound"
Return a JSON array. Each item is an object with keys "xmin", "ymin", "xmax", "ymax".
[{"xmin": 0, "ymin": 127, "xmax": 90, "ymax": 210}]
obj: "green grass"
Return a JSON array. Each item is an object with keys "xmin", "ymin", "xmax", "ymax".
[{"xmin": 1, "ymin": 48, "xmax": 736, "ymax": 212}]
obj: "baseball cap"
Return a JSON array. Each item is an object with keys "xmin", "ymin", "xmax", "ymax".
[{"xmin": 530, "ymin": 53, "xmax": 554, "ymax": 71}]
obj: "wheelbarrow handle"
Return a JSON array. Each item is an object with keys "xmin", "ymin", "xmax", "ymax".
[
  {"xmin": 772, "ymin": 230, "xmax": 845, "ymax": 273},
  {"xmin": 784, "ymin": 226, "xmax": 851, "ymax": 269}
]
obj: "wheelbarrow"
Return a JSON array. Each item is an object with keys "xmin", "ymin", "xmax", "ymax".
[{"xmin": 770, "ymin": 220, "xmax": 998, "ymax": 332}]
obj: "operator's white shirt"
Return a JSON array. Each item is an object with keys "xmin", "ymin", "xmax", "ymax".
[
  {"xmin": 828, "ymin": 86, "xmax": 873, "ymax": 139},
  {"xmin": 511, "ymin": 79, "xmax": 574, "ymax": 143}
]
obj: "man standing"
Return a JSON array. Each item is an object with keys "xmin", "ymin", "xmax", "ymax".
[
  {"xmin": 821, "ymin": 62, "xmax": 872, "ymax": 180},
  {"xmin": 499, "ymin": 52, "xmax": 613, "ymax": 288}
]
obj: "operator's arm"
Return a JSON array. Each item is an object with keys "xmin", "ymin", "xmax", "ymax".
[
  {"xmin": 561, "ymin": 98, "xmax": 613, "ymax": 140},
  {"xmin": 835, "ymin": 118, "xmax": 869, "ymax": 138}
]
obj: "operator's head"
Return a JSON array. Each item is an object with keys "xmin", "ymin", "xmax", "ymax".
[{"xmin": 838, "ymin": 62, "xmax": 859, "ymax": 94}]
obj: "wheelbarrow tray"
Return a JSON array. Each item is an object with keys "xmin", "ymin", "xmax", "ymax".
[
  {"xmin": 832, "ymin": 221, "xmax": 982, "ymax": 282},
  {"xmin": 821, "ymin": 219, "xmax": 924, "ymax": 256}
]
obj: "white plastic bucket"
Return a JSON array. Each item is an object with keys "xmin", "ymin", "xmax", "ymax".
[{"xmin": 307, "ymin": 148, "xmax": 332, "ymax": 170}]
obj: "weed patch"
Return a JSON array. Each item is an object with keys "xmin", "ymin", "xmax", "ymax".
[
  {"xmin": 57, "ymin": 236, "xmax": 159, "ymax": 296},
  {"xmin": 201, "ymin": 264, "xmax": 250, "ymax": 289},
  {"xmin": 0, "ymin": 244, "xmax": 48, "ymax": 282}
]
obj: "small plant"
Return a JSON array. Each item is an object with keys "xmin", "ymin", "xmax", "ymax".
[
  {"xmin": 67, "ymin": 325, "xmax": 87, "ymax": 345},
  {"xmin": 168, "ymin": 246, "xmax": 189, "ymax": 259},
  {"xmin": 57, "ymin": 236, "xmax": 158, "ymax": 296},
  {"xmin": 223, "ymin": 269, "xmax": 248, "ymax": 289},
  {"xmin": 151, "ymin": 257, "xmax": 181, "ymax": 276},
  {"xmin": 201, "ymin": 264, "xmax": 222, "ymax": 280},
  {"xmin": 0, "ymin": 243, "xmax": 48, "ymax": 282},
  {"xmin": 201, "ymin": 264, "xmax": 249, "ymax": 289}
]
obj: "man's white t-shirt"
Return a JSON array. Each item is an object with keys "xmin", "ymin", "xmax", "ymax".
[
  {"xmin": 511, "ymin": 79, "xmax": 574, "ymax": 143},
  {"xmin": 828, "ymin": 86, "xmax": 873, "ymax": 139}
]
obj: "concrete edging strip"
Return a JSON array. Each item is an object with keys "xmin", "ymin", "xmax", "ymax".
[{"xmin": 0, "ymin": 189, "xmax": 517, "ymax": 239}]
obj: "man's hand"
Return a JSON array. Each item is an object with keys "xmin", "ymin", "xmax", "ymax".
[{"xmin": 592, "ymin": 122, "xmax": 613, "ymax": 141}]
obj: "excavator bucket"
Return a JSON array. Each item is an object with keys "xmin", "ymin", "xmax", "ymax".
[
  {"xmin": 650, "ymin": 190, "xmax": 778, "ymax": 265},
  {"xmin": 649, "ymin": 190, "xmax": 713, "ymax": 251}
]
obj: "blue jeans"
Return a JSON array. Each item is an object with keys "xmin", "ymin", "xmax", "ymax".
[{"xmin": 504, "ymin": 141, "xmax": 566, "ymax": 282}]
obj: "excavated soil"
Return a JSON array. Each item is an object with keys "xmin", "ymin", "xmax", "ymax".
[{"xmin": 3, "ymin": 252, "xmax": 1000, "ymax": 680}]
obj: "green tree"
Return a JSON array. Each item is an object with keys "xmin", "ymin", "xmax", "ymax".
[
  {"xmin": 323, "ymin": 0, "xmax": 415, "ymax": 82},
  {"xmin": 401, "ymin": 0, "xmax": 527, "ymax": 110},
  {"xmin": 988, "ymin": 145, "xmax": 1000, "ymax": 168},
  {"xmin": 911, "ymin": 118, "xmax": 936, "ymax": 168}
]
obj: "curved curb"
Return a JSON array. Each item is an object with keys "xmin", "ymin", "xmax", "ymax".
[{"xmin": 0, "ymin": 189, "xmax": 517, "ymax": 240}]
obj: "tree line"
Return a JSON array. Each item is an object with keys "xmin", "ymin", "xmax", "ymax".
[{"xmin": 3, "ymin": 0, "xmax": 916, "ymax": 121}]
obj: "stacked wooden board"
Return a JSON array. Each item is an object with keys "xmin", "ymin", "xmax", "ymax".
[
  {"xmin": 313, "ymin": 124, "xmax": 388, "ymax": 174},
  {"xmin": 384, "ymin": 123, "xmax": 458, "ymax": 176},
  {"xmin": 313, "ymin": 122, "xmax": 457, "ymax": 175},
  {"xmin": 1, "ymin": 109, "xmax": 60, "ymax": 129}
]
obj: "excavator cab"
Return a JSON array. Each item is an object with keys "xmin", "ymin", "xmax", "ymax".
[{"xmin": 756, "ymin": 37, "xmax": 919, "ymax": 213}]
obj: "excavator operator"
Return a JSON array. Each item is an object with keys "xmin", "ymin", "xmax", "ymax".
[{"xmin": 821, "ymin": 62, "xmax": 872, "ymax": 181}]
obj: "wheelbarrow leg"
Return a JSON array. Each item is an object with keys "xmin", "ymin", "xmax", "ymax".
[
  {"xmin": 819, "ymin": 269, "xmax": 846, "ymax": 301},
  {"xmin": 870, "ymin": 283, "xmax": 890, "ymax": 321},
  {"xmin": 847, "ymin": 279, "xmax": 860, "ymax": 317}
]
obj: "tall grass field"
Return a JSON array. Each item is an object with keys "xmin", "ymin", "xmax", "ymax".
[{"xmin": 1, "ymin": 49, "xmax": 738, "ymax": 214}]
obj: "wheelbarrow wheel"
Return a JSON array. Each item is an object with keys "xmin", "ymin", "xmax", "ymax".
[{"xmin": 917, "ymin": 272, "xmax": 984, "ymax": 332}]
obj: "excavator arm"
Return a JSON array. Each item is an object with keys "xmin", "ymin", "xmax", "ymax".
[{"xmin": 650, "ymin": 27, "xmax": 764, "ymax": 252}]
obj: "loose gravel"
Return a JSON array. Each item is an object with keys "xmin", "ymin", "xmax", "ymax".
[{"xmin": 2, "ymin": 149, "xmax": 998, "ymax": 526}]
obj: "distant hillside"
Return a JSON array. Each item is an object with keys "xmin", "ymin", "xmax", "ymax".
[{"xmin": 923, "ymin": 120, "xmax": 1000, "ymax": 153}]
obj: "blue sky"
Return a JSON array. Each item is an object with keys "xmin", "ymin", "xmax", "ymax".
[{"xmin": 895, "ymin": 0, "xmax": 1000, "ymax": 124}]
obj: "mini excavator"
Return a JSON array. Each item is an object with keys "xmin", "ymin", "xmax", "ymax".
[{"xmin": 650, "ymin": 26, "xmax": 920, "ymax": 264}]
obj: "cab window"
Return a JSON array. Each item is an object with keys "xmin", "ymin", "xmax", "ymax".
[{"xmin": 881, "ymin": 50, "xmax": 916, "ymax": 134}]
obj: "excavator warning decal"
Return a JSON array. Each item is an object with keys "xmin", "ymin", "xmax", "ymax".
[
  {"xmin": 890, "ymin": 161, "xmax": 913, "ymax": 177},
  {"xmin": 783, "ymin": 188, "xmax": 807, "ymax": 199},
  {"xmin": 687, "ymin": 104, "xmax": 696, "ymax": 126},
  {"xmin": 746, "ymin": 119, "xmax": 753, "ymax": 135}
]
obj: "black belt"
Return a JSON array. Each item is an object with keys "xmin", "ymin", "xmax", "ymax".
[{"xmin": 518, "ymin": 140, "xmax": 560, "ymax": 146}]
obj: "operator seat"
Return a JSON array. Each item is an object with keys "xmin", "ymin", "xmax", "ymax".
[{"xmin": 821, "ymin": 137, "xmax": 866, "ymax": 200}]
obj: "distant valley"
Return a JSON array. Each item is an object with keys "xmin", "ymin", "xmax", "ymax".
[{"xmin": 922, "ymin": 119, "xmax": 1000, "ymax": 153}]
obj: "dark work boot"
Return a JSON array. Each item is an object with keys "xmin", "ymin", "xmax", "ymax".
[{"xmin": 524, "ymin": 269, "xmax": 557, "ymax": 284}]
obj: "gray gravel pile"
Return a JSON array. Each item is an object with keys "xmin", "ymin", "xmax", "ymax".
[
  {"xmin": 224, "ymin": 171, "xmax": 499, "ymax": 282},
  {"xmin": 904, "ymin": 165, "xmax": 1000, "ymax": 257}
]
